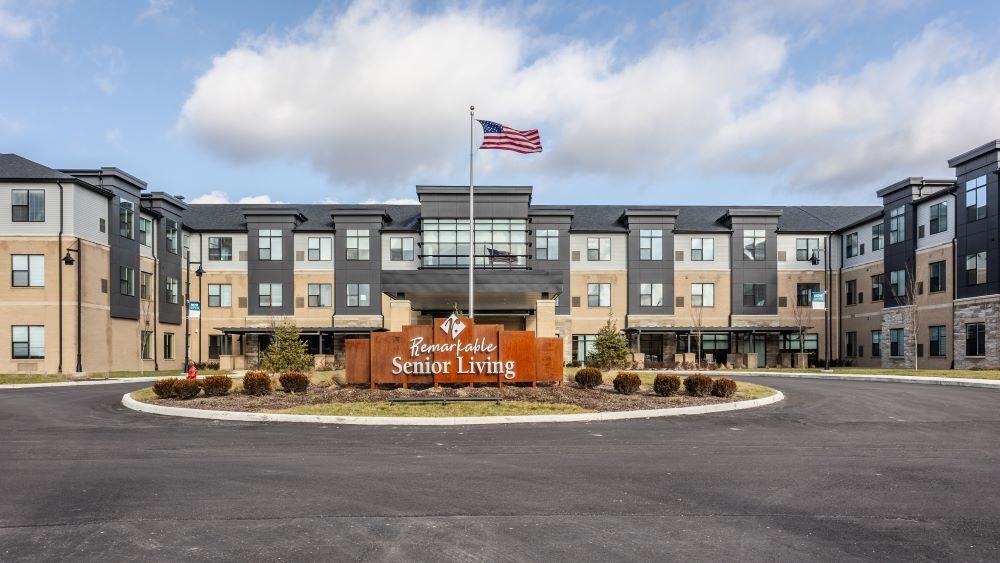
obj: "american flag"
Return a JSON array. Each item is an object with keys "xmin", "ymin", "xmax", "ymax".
[
  {"xmin": 478, "ymin": 120, "xmax": 542, "ymax": 154},
  {"xmin": 486, "ymin": 247, "xmax": 518, "ymax": 264}
]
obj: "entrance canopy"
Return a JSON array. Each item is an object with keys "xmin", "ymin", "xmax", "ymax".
[
  {"xmin": 216, "ymin": 327, "xmax": 387, "ymax": 336},
  {"xmin": 623, "ymin": 326, "xmax": 808, "ymax": 335},
  {"xmin": 382, "ymin": 270, "xmax": 562, "ymax": 311}
]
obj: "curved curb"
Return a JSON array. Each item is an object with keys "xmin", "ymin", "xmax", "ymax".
[
  {"xmin": 1, "ymin": 374, "xmax": 243, "ymax": 390},
  {"xmin": 121, "ymin": 390, "xmax": 785, "ymax": 426},
  {"xmin": 662, "ymin": 370, "xmax": 1000, "ymax": 390}
]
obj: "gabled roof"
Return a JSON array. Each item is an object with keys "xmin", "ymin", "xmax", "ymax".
[{"xmin": 0, "ymin": 154, "xmax": 113, "ymax": 197}]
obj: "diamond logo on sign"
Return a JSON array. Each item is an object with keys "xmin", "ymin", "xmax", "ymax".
[{"xmin": 440, "ymin": 314, "xmax": 467, "ymax": 339}]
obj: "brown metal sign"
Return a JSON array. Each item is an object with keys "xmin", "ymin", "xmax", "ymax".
[{"xmin": 345, "ymin": 314, "xmax": 563, "ymax": 388}]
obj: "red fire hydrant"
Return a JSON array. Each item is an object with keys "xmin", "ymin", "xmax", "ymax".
[{"xmin": 187, "ymin": 363, "xmax": 197, "ymax": 380}]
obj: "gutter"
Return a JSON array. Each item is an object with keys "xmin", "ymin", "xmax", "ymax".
[
  {"xmin": 951, "ymin": 191, "xmax": 958, "ymax": 369},
  {"xmin": 58, "ymin": 182, "xmax": 64, "ymax": 373}
]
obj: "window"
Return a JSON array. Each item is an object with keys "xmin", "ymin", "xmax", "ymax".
[
  {"xmin": 535, "ymin": 230, "xmax": 559, "ymax": 261},
  {"xmin": 929, "ymin": 261, "xmax": 946, "ymax": 293},
  {"xmin": 872, "ymin": 330, "xmax": 881, "ymax": 357},
  {"xmin": 166, "ymin": 277, "xmax": 179, "ymax": 304},
  {"xmin": 587, "ymin": 237, "xmax": 611, "ymax": 261},
  {"xmin": 846, "ymin": 331, "xmax": 857, "ymax": 357},
  {"xmin": 966, "ymin": 175, "xmax": 987, "ymax": 222},
  {"xmin": 639, "ymin": 283, "xmax": 663, "ymax": 307},
  {"xmin": 119, "ymin": 201, "xmax": 135, "ymax": 239},
  {"xmin": 141, "ymin": 331, "xmax": 153, "ymax": 360},
  {"xmin": 11, "ymin": 255, "xmax": 44, "ymax": 287},
  {"xmin": 588, "ymin": 283, "xmax": 611, "ymax": 307},
  {"xmin": 165, "ymin": 219, "xmax": 179, "ymax": 254},
  {"xmin": 421, "ymin": 218, "xmax": 469, "ymax": 267},
  {"xmin": 258, "ymin": 283, "xmax": 282, "ymax": 307},
  {"xmin": 845, "ymin": 280, "xmax": 857, "ymax": 305},
  {"xmin": 208, "ymin": 237, "xmax": 232, "ymax": 261},
  {"xmin": 692, "ymin": 283, "xmax": 715, "ymax": 307},
  {"xmin": 889, "ymin": 269, "xmax": 905, "ymax": 299},
  {"xmin": 422, "ymin": 219, "xmax": 528, "ymax": 268},
  {"xmin": 743, "ymin": 229, "xmax": 765, "ymax": 260},
  {"xmin": 966, "ymin": 322, "xmax": 986, "ymax": 357},
  {"xmin": 163, "ymin": 333, "xmax": 174, "ymax": 359},
  {"xmin": 208, "ymin": 334, "xmax": 232, "ymax": 359},
  {"xmin": 258, "ymin": 229, "xmax": 282, "ymax": 261},
  {"xmin": 742, "ymin": 283, "xmax": 766, "ymax": 307},
  {"xmin": 12, "ymin": 189, "xmax": 44, "ymax": 222},
  {"xmin": 389, "ymin": 237, "xmax": 413, "ymax": 261},
  {"xmin": 780, "ymin": 333, "xmax": 818, "ymax": 352},
  {"xmin": 796, "ymin": 238, "xmax": 819, "ymax": 262},
  {"xmin": 208, "ymin": 284, "xmax": 232, "ymax": 307},
  {"xmin": 966, "ymin": 252, "xmax": 987, "ymax": 285},
  {"xmin": 11, "ymin": 325, "xmax": 44, "ymax": 359},
  {"xmin": 872, "ymin": 223, "xmax": 884, "ymax": 251},
  {"xmin": 308, "ymin": 283, "xmax": 332, "ymax": 307},
  {"xmin": 889, "ymin": 206, "xmax": 905, "ymax": 244},
  {"xmin": 846, "ymin": 233, "xmax": 859, "ymax": 258},
  {"xmin": 346, "ymin": 229, "xmax": 370, "ymax": 260},
  {"xmin": 929, "ymin": 202, "xmax": 948, "ymax": 235},
  {"xmin": 889, "ymin": 328, "xmax": 904, "ymax": 357},
  {"xmin": 183, "ymin": 233, "xmax": 190, "ymax": 255},
  {"xmin": 119, "ymin": 266, "xmax": 135, "ymax": 296},
  {"xmin": 929, "ymin": 326, "xmax": 947, "ymax": 357},
  {"xmin": 139, "ymin": 217, "xmax": 153, "ymax": 247},
  {"xmin": 871, "ymin": 274, "xmax": 884, "ymax": 301},
  {"xmin": 308, "ymin": 237, "xmax": 333, "ymax": 261},
  {"xmin": 140, "ymin": 271, "xmax": 153, "ymax": 300},
  {"xmin": 639, "ymin": 230, "xmax": 662, "ymax": 260},
  {"xmin": 691, "ymin": 237, "xmax": 714, "ymax": 261},
  {"xmin": 796, "ymin": 283, "xmax": 819, "ymax": 307},
  {"xmin": 572, "ymin": 334, "xmax": 597, "ymax": 363},
  {"xmin": 346, "ymin": 283, "xmax": 370, "ymax": 307}
]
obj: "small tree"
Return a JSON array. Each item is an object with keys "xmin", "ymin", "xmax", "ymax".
[
  {"xmin": 260, "ymin": 324, "xmax": 314, "ymax": 373},
  {"xmin": 587, "ymin": 316, "xmax": 632, "ymax": 370},
  {"xmin": 789, "ymin": 289, "xmax": 813, "ymax": 367},
  {"xmin": 689, "ymin": 299, "xmax": 705, "ymax": 368}
]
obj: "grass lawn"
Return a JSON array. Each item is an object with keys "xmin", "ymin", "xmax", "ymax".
[
  {"xmin": 698, "ymin": 367, "xmax": 1000, "ymax": 380},
  {"xmin": 0, "ymin": 369, "xmax": 228, "ymax": 385},
  {"xmin": 264, "ymin": 401, "xmax": 589, "ymax": 417}
]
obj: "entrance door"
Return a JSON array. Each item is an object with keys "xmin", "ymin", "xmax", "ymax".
[{"xmin": 752, "ymin": 335, "xmax": 766, "ymax": 368}]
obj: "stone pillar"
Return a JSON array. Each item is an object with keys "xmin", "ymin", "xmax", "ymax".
[
  {"xmin": 386, "ymin": 299, "xmax": 413, "ymax": 332},
  {"xmin": 534, "ymin": 299, "xmax": 556, "ymax": 337}
]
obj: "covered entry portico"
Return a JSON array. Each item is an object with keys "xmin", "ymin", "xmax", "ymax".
[
  {"xmin": 214, "ymin": 327, "xmax": 386, "ymax": 370},
  {"xmin": 624, "ymin": 326, "xmax": 813, "ymax": 369}
]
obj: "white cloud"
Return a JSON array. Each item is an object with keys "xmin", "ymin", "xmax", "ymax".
[
  {"xmin": 237, "ymin": 194, "xmax": 281, "ymax": 204},
  {"xmin": 361, "ymin": 197, "xmax": 419, "ymax": 204},
  {"xmin": 0, "ymin": 1, "xmax": 33, "ymax": 41},
  {"xmin": 105, "ymin": 128, "xmax": 122, "ymax": 144},
  {"xmin": 188, "ymin": 191, "xmax": 284, "ymax": 204},
  {"xmin": 137, "ymin": 0, "xmax": 173, "ymax": 23},
  {"xmin": 91, "ymin": 45, "xmax": 126, "ymax": 94}
]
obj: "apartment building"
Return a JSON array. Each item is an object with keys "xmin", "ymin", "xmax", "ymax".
[{"xmin": 2, "ymin": 140, "xmax": 1000, "ymax": 373}]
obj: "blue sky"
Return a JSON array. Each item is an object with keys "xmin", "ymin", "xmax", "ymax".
[{"xmin": 2, "ymin": 0, "xmax": 999, "ymax": 207}]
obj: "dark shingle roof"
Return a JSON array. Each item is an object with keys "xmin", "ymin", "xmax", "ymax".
[
  {"xmin": 0, "ymin": 154, "xmax": 114, "ymax": 197},
  {"xmin": 181, "ymin": 204, "xmax": 422, "ymax": 232}
]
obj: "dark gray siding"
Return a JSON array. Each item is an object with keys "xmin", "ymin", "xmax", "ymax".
[
  {"xmin": 953, "ymin": 151, "xmax": 1000, "ymax": 299},
  {"xmin": 625, "ymin": 215, "xmax": 676, "ymax": 316},
  {"xmin": 529, "ymin": 211, "xmax": 572, "ymax": 315},
  {"xmin": 729, "ymin": 216, "xmax": 779, "ymax": 315},
  {"xmin": 109, "ymin": 192, "xmax": 141, "ymax": 320},
  {"xmin": 881, "ymin": 189, "xmax": 918, "ymax": 309},
  {"xmin": 417, "ymin": 187, "xmax": 530, "ymax": 219},
  {"xmin": 334, "ymin": 214, "xmax": 383, "ymax": 316},
  {"xmin": 247, "ymin": 217, "xmax": 297, "ymax": 316}
]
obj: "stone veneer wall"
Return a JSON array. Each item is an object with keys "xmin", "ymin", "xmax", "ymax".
[
  {"xmin": 555, "ymin": 316, "xmax": 573, "ymax": 362},
  {"xmin": 953, "ymin": 296, "xmax": 1000, "ymax": 369},
  {"xmin": 881, "ymin": 306, "xmax": 914, "ymax": 369},
  {"xmin": 332, "ymin": 315, "xmax": 384, "ymax": 328}
]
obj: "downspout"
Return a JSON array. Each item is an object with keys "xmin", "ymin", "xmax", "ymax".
[
  {"xmin": 198, "ymin": 232, "xmax": 204, "ymax": 364},
  {"xmin": 950, "ymin": 191, "xmax": 958, "ymax": 369},
  {"xmin": 58, "ymin": 182, "xmax": 64, "ymax": 373},
  {"xmin": 75, "ymin": 236, "xmax": 82, "ymax": 373},
  {"xmin": 837, "ymin": 231, "xmax": 844, "ymax": 364},
  {"xmin": 152, "ymin": 218, "xmax": 159, "ymax": 371}
]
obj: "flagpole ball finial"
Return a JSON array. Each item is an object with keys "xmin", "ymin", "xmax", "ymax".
[{"xmin": 470, "ymin": 105, "xmax": 475, "ymax": 112}]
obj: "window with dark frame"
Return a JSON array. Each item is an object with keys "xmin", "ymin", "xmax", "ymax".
[
  {"xmin": 140, "ymin": 271, "xmax": 152, "ymax": 300},
  {"xmin": 165, "ymin": 219, "xmax": 179, "ymax": 254},
  {"xmin": 141, "ymin": 331, "xmax": 153, "ymax": 360},
  {"xmin": 846, "ymin": 331, "xmax": 857, "ymax": 357},
  {"xmin": 587, "ymin": 237, "xmax": 611, "ymax": 261},
  {"xmin": 258, "ymin": 229, "xmax": 282, "ymax": 261},
  {"xmin": 163, "ymin": 332, "xmax": 174, "ymax": 359},
  {"xmin": 347, "ymin": 283, "xmax": 369, "ymax": 307},
  {"xmin": 166, "ymin": 277, "xmax": 179, "ymax": 304},
  {"xmin": 12, "ymin": 189, "xmax": 45, "ymax": 222},
  {"xmin": 308, "ymin": 237, "xmax": 333, "ymax": 261},
  {"xmin": 588, "ymin": 283, "xmax": 611, "ymax": 307},
  {"xmin": 119, "ymin": 266, "xmax": 135, "ymax": 296},
  {"xmin": 535, "ymin": 230, "xmax": 559, "ymax": 261},
  {"xmin": 871, "ymin": 223, "xmax": 884, "ymax": 251},
  {"xmin": 691, "ymin": 237, "xmax": 714, "ymax": 261},
  {"xmin": 889, "ymin": 328, "xmax": 903, "ymax": 357},
  {"xmin": 929, "ymin": 202, "xmax": 948, "ymax": 235},
  {"xmin": 639, "ymin": 230, "xmax": 662, "ymax": 260},
  {"xmin": 139, "ymin": 217, "xmax": 153, "ymax": 246},
  {"xmin": 258, "ymin": 283, "xmax": 282, "ymax": 307},
  {"xmin": 119, "ymin": 201, "xmax": 135, "ymax": 239},
  {"xmin": 208, "ymin": 237, "xmax": 233, "ymax": 261},
  {"xmin": 846, "ymin": 280, "xmax": 857, "ymax": 305},
  {"xmin": 11, "ymin": 254, "xmax": 44, "ymax": 287},
  {"xmin": 889, "ymin": 269, "xmax": 905, "ymax": 299},
  {"xmin": 929, "ymin": 261, "xmax": 946, "ymax": 292},
  {"xmin": 966, "ymin": 252, "xmax": 987, "ymax": 285},
  {"xmin": 872, "ymin": 330, "xmax": 881, "ymax": 357},
  {"xmin": 966, "ymin": 175, "xmax": 987, "ymax": 222},
  {"xmin": 639, "ymin": 283, "xmax": 663, "ymax": 307},
  {"xmin": 208, "ymin": 284, "xmax": 231, "ymax": 307},
  {"xmin": 889, "ymin": 206, "xmax": 905, "ymax": 244},
  {"xmin": 12, "ymin": 325, "xmax": 44, "ymax": 359},
  {"xmin": 743, "ymin": 230, "xmax": 765, "ymax": 260},
  {"xmin": 796, "ymin": 238, "xmax": 819, "ymax": 261},
  {"xmin": 742, "ymin": 283, "xmax": 766, "ymax": 307},
  {"xmin": 692, "ymin": 283, "xmax": 714, "ymax": 307},
  {"xmin": 929, "ymin": 325, "xmax": 947, "ymax": 357},
  {"xmin": 389, "ymin": 237, "xmax": 413, "ymax": 261},
  {"xmin": 966, "ymin": 322, "xmax": 986, "ymax": 357},
  {"xmin": 871, "ymin": 274, "xmax": 884, "ymax": 301},
  {"xmin": 796, "ymin": 283, "xmax": 819, "ymax": 307},
  {"xmin": 208, "ymin": 334, "xmax": 232, "ymax": 359},
  {"xmin": 346, "ymin": 230, "xmax": 370, "ymax": 260},
  {"xmin": 846, "ymin": 233, "xmax": 859, "ymax": 258},
  {"xmin": 308, "ymin": 283, "xmax": 332, "ymax": 307}
]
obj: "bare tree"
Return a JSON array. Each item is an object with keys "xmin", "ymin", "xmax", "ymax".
[
  {"xmin": 689, "ymin": 299, "xmax": 704, "ymax": 369},
  {"xmin": 789, "ymin": 294, "xmax": 813, "ymax": 368},
  {"xmin": 889, "ymin": 262, "xmax": 920, "ymax": 371}
]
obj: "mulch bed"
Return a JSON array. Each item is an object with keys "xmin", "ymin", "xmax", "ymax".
[{"xmin": 143, "ymin": 379, "xmax": 746, "ymax": 413}]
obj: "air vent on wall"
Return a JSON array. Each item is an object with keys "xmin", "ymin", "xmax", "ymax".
[
  {"xmin": 238, "ymin": 251, "xmax": 248, "ymax": 261},
  {"xmin": 860, "ymin": 243, "xmax": 865, "ymax": 255},
  {"xmin": 100, "ymin": 279, "xmax": 108, "ymax": 293},
  {"xmin": 918, "ymin": 225, "xmax": 925, "ymax": 238},
  {"xmin": 777, "ymin": 251, "xmax": 786, "ymax": 262},
  {"xmin": 778, "ymin": 296, "xmax": 787, "ymax": 307},
  {"xmin": 571, "ymin": 296, "xmax": 581, "ymax": 307},
  {"xmin": 296, "ymin": 251, "xmax": 305, "ymax": 261},
  {"xmin": 571, "ymin": 250, "xmax": 581, "ymax": 262},
  {"xmin": 238, "ymin": 297, "xmax": 247, "ymax": 308},
  {"xmin": 675, "ymin": 250, "xmax": 684, "ymax": 261},
  {"xmin": 296, "ymin": 297, "xmax": 305, "ymax": 308},
  {"xmin": 675, "ymin": 296, "xmax": 684, "ymax": 307},
  {"xmin": 917, "ymin": 281, "xmax": 924, "ymax": 294},
  {"xmin": 858, "ymin": 292, "xmax": 864, "ymax": 304},
  {"xmin": 917, "ymin": 343, "xmax": 924, "ymax": 357}
]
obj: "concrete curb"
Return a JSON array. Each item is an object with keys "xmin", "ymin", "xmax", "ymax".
[
  {"xmin": 121, "ymin": 390, "xmax": 786, "ymax": 426},
  {"xmin": 0, "ymin": 374, "xmax": 241, "ymax": 390},
  {"xmin": 655, "ymin": 370, "xmax": 1000, "ymax": 389}
]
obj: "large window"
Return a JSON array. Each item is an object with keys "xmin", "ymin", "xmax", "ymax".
[
  {"xmin": 588, "ymin": 283, "xmax": 611, "ymax": 307},
  {"xmin": 872, "ymin": 330, "xmax": 881, "ymax": 357},
  {"xmin": 11, "ymin": 325, "xmax": 44, "ymax": 359},
  {"xmin": 308, "ymin": 283, "xmax": 332, "ymax": 307},
  {"xmin": 929, "ymin": 261, "xmax": 946, "ymax": 293},
  {"xmin": 796, "ymin": 283, "xmax": 819, "ymax": 307},
  {"xmin": 846, "ymin": 233, "xmax": 859, "ymax": 258},
  {"xmin": 139, "ymin": 217, "xmax": 153, "ymax": 247},
  {"xmin": 845, "ymin": 280, "xmax": 857, "ymax": 305},
  {"xmin": 208, "ymin": 335, "xmax": 232, "ymax": 359},
  {"xmin": 639, "ymin": 283, "xmax": 662, "ymax": 307},
  {"xmin": 889, "ymin": 269, "xmax": 905, "ymax": 299},
  {"xmin": 966, "ymin": 252, "xmax": 987, "ymax": 285},
  {"xmin": 846, "ymin": 331, "xmax": 857, "ymax": 357},
  {"xmin": 119, "ymin": 201, "xmax": 135, "ymax": 239},
  {"xmin": 140, "ymin": 271, "xmax": 152, "ymax": 300},
  {"xmin": 119, "ymin": 266, "xmax": 135, "ymax": 296},
  {"xmin": 780, "ymin": 333, "xmax": 818, "ymax": 352},
  {"xmin": 691, "ymin": 238, "xmax": 714, "ymax": 261},
  {"xmin": 889, "ymin": 206, "xmax": 905, "ymax": 244},
  {"xmin": 421, "ymin": 219, "xmax": 469, "ymax": 267},
  {"xmin": 639, "ymin": 230, "xmax": 662, "ymax": 260},
  {"xmin": 587, "ymin": 237, "xmax": 611, "ymax": 261},
  {"xmin": 258, "ymin": 283, "xmax": 282, "ymax": 307},
  {"xmin": 872, "ymin": 223, "xmax": 884, "ymax": 251},
  {"xmin": 966, "ymin": 175, "xmax": 987, "ymax": 222},
  {"xmin": 258, "ymin": 229, "xmax": 282, "ymax": 261},
  {"xmin": 166, "ymin": 277, "xmax": 179, "ymax": 304},
  {"xmin": 141, "ymin": 331, "xmax": 153, "ymax": 360},
  {"xmin": 966, "ymin": 322, "xmax": 986, "ymax": 357},
  {"xmin": 796, "ymin": 238, "xmax": 819, "ymax": 262},
  {"xmin": 346, "ymin": 283, "xmax": 369, "ymax": 307},
  {"xmin": 572, "ymin": 334, "xmax": 597, "ymax": 364},
  {"xmin": 163, "ymin": 333, "xmax": 174, "ymax": 359},
  {"xmin": 208, "ymin": 284, "xmax": 232, "ymax": 307},
  {"xmin": 692, "ymin": 283, "xmax": 714, "ymax": 307},
  {"xmin": 308, "ymin": 237, "xmax": 333, "ymax": 261},
  {"xmin": 388, "ymin": 237, "xmax": 413, "ymax": 261},
  {"xmin": 743, "ymin": 230, "xmax": 765, "ymax": 260},
  {"xmin": 12, "ymin": 189, "xmax": 44, "ymax": 222},
  {"xmin": 476, "ymin": 219, "xmax": 528, "ymax": 267},
  {"xmin": 871, "ymin": 274, "xmax": 884, "ymax": 301},
  {"xmin": 208, "ymin": 237, "xmax": 232, "ymax": 261},
  {"xmin": 929, "ymin": 326, "xmax": 947, "ymax": 357},
  {"xmin": 889, "ymin": 328, "xmax": 904, "ymax": 357},
  {"xmin": 742, "ymin": 283, "xmax": 766, "ymax": 307},
  {"xmin": 165, "ymin": 219, "xmax": 179, "ymax": 254},
  {"xmin": 11, "ymin": 255, "xmax": 44, "ymax": 287},
  {"xmin": 346, "ymin": 229, "xmax": 372, "ymax": 261},
  {"xmin": 929, "ymin": 202, "xmax": 948, "ymax": 235},
  {"xmin": 535, "ymin": 230, "xmax": 559, "ymax": 261}
]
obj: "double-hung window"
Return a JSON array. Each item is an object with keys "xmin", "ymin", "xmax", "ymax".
[
  {"xmin": 166, "ymin": 277, "xmax": 179, "ymax": 304},
  {"xmin": 692, "ymin": 283, "xmax": 714, "ymax": 307},
  {"xmin": 308, "ymin": 283, "xmax": 332, "ymax": 307},
  {"xmin": 139, "ymin": 217, "xmax": 153, "ymax": 246},
  {"xmin": 163, "ymin": 333, "xmax": 174, "ymax": 359},
  {"xmin": 929, "ymin": 261, "xmax": 946, "ymax": 293},
  {"xmin": 208, "ymin": 237, "xmax": 232, "ymax": 261},
  {"xmin": 639, "ymin": 230, "xmax": 662, "ymax": 260},
  {"xmin": 140, "ymin": 271, "xmax": 153, "ymax": 300},
  {"xmin": 742, "ymin": 283, "xmax": 766, "ymax": 307},
  {"xmin": 308, "ymin": 237, "xmax": 333, "ymax": 261},
  {"xmin": 845, "ymin": 280, "xmax": 857, "ymax": 305},
  {"xmin": 929, "ymin": 326, "xmax": 947, "ymax": 357},
  {"xmin": 587, "ymin": 237, "xmax": 610, "ymax": 261},
  {"xmin": 796, "ymin": 238, "xmax": 819, "ymax": 262},
  {"xmin": 846, "ymin": 332, "xmax": 858, "ymax": 357},
  {"xmin": 258, "ymin": 229, "xmax": 282, "ymax": 260},
  {"xmin": 691, "ymin": 238, "xmax": 714, "ymax": 261},
  {"xmin": 165, "ymin": 219, "xmax": 179, "ymax": 254},
  {"xmin": 966, "ymin": 322, "xmax": 986, "ymax": 357},
  {"xmin": 966, "ymin": 175, "xmax": 987, "ymax": 222},
  {"xmin": 12, "ymin": 189, "xmax": 44, "ymax": 222},
  {"xmin": 929, "ymin": 202, "xmax": 948, "ymax": 235},
  {"xmin": 889, "ymin": 328, "xmax": 904, "ymax": 357},
  {"xmin": 846, "ymin": 233, "xmax": 859, "ymax": 258},
  {"xmin": 871, "ymin": 330, "xmax": 881, "ymax": 357},
  {"xmin": 258, "ymin": 283, "xmax": 282, "ymax": 307},
  {"xmin": 346, "ymin": 283, "xmax": 369, "ymax": 307},
  {"xmin": 889, "ymin": 206, "xmax": 905, "ymax": 244},
  {"xmin": 587, "ymin": 283, "xmax": 610, "ymax": 307},
  {"xmin": 208, "ymin": 284, "xmax": 232, "ymax": 307},
  {"xmin": 119, "ymin": 266, "xmax": 135, "ymax": 296},
  {"xmin": 966, "ymin": 252, "xmax": 987, "ymax": 285},
  {"xmin": 12, "ymin": 255, "xmax": 44, "ymax": 287},
  {"xmin": 346, "ymin": 230, "xmax": 370, "ymax": 260},
  {"xmin": 389, "ymin": 237, "xmax": 413, "ymax": 261},
  {"xmin": 796, "ymin": 283, "xmax": 819, "ymax": 307},
  {"xmin": 208, "ymin": 335, "xmax": 231, "ymax": 359},
  {"xmin": 12, "ymin": 325, "xmax": 44, "ymax": 359},
  {"xmin": 119, "ymin": 201, "xmax": 135, "ymax": 239},
  {"xmin": 535, "ymin": 230, "xmax": 559, "ymax": 261},
  {"xmin": 889, "ymin": 269, "xmax": 905, "ymax": 299},
  {"xmin": 872, "ymin": 223, "xmax": 884, "ymax": 251},
  {"xmin": 871, "ymin": 274, "xmax": 884, "ymax": 301},
  {"xmin": 141, "ymin": 331, "xmax": 153, "ymax": 360},
  {"xmin": 639, "ymin": 283, "xmax": 663, "ymax": 307},
  {"xmin": 743, "ymin": 230, "xmax": 765, "ymax": 260}
]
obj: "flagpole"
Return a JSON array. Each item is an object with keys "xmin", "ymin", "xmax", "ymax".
[{"xmin": 469, "ymin": 105, "xmax": 475, "ymax": 319}]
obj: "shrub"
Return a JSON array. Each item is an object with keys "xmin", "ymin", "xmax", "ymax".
[
  {"xmin": 243, "ymin": 371, "xmax": 273, "ymax": 396},
  {"xmin": 653, "ymin": 374, "xmax": 681, "ymax": 397},
  {"xmin": 152, "ymin": 378, "xmax": 177, "ymax": 399},
  {"xmin": 202, "ymin": 375, "xmax": 233, "ymax": 396},
  {"xmin": 586, "ymin": 316, "xmax": 632, "ymax": 370},
  {"xmin": 279, "ymin": 371, "xmax": 310, "ymax": 393},
  {"xmin": 613, "ymin": 372, "xmax": 641, "ymax": 395},
  {"xmin": 574, "ymin": 367, "xmax": 603, "ymax": 389},
  {"xmin": 711, "ymin": 377, "xmax": 737, "ymax": 398},
  {"xmin": 172, "ymin": 379, "xmax": 201, "ymax": 400},
  {"xmin": 684, "ymin": 374, "xmax": 713, "ymax": 397}
]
